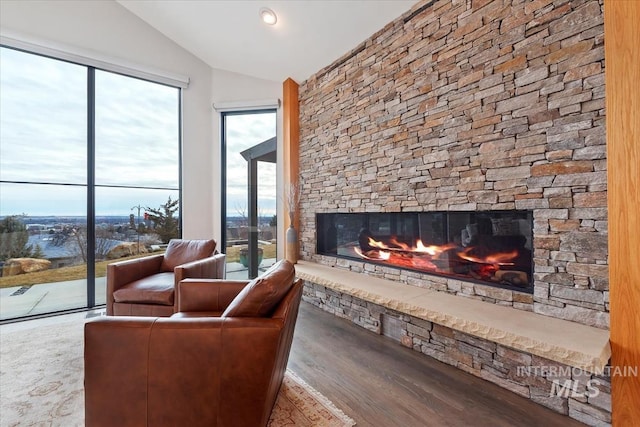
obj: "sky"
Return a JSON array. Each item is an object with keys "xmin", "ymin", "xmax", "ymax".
[
  {"xmin": 0, "ymin": 46, "xmax": 276, "ymax": 218},
  {"xmin": 225, "ymin": 113, "xmax": 277, "ymax": 218}
]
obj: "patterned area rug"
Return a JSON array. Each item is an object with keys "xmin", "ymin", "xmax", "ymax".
[{"xmin": 0, "ymin": 319, "xmax": 355, "ymax": 427}]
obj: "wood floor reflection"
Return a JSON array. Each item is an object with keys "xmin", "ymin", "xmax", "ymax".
[{"xmin": 288, "ymin": 302, "xmax": 584, "ymax": 427}]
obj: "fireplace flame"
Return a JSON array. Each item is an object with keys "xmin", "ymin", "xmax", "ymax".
[
  {"xmin": 371, "ymin": 237, "xmax": 456, "ymax": 257},
  {"xmin": 415, "ymin": 240, "xmax": 457, "ymax": 256},
  {"xmin": 354, "ymin": 247, "xmax": 391, "ymax": 261},
  {"xmin": 358, "ymin": 236, "xmax": 518, "ymax": 266}
]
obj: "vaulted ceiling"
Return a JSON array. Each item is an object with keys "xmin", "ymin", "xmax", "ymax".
[{"xmin": 117, "ymin": 0, "xmax": 419, "ymax": 83}]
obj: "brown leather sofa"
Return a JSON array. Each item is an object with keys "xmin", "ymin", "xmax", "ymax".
[
  {"xmin": 106, "ymin": 239, "xmax": 225, "ymax": 316},
  {"xmin": 85, "ymin": 259, "xmax": 303, "ymax": 427}
]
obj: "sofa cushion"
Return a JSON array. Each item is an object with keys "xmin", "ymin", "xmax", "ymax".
[
  {"xmin": 160, "ymin": 239, "xmax": 216, "ymax": 272},
  {"xmin": 113, "ymin": 272, "xmax": 175, "ymax": 305},
  {"xmin": 222, "ymin": 260, "xmax": 295, "ymax": 317}
]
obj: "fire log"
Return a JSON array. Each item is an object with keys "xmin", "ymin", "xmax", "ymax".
[{"xmin": 494, "ymin": 270, "xmax": 529, "ymax": 287}]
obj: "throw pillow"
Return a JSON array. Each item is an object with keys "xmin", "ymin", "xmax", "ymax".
[
  {"xmin": 222, "ymin": 259, "xmax": 295, "ymax": 317},
  {"xmin": 160, "ymin": 239, "xmax": 217, "ymax": 272}
]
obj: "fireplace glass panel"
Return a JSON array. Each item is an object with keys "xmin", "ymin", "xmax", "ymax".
[{"xmin": 317, "ymin": 211, "xmax": 533, "ymax": 293}]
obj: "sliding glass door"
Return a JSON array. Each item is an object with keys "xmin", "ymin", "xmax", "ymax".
[
  {"xmin": 0, "ymin": 46, "xmax": 181, "ymax": 320},
  {"xmin": 222, "ymin": 111, "xmax": 277, "ymax": 279}
]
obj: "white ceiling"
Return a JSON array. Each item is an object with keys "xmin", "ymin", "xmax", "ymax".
[{"xmin": 117, "ymin": 0, "xmax": 419, "ymax": 83}]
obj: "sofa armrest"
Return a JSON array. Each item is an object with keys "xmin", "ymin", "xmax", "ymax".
[
  {"xmin": 177, "ymin": 279, "xmax": 249, "ymax": 313},
  {"xmin": 174, "ymin": 253, "xmax": 226, "ymax": 285},
  {"xmin": 85, "ymin": 316, "xmax": 158, "ymax": 426},
  {"xmin": 85, "ymin": 316, "xmax": 284, "ymax": 427}
]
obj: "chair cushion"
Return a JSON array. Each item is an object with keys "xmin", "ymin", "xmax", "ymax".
[
  {"xmin": 222, "ymin": 260, "xmax": 295, "ymax": 317},
  {"xmin": 113, "ymin": 272, "xmax": 175, "ymax": 305},
  {"xmin": 160, "ymin": 239, "xmax": 216, "ymax": 272}
]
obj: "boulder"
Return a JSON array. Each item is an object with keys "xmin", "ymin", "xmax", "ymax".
[
  {"xmin": 107, "ymin": 242, "xmax": 148, "ymax": 259},
  {"xmin": 3, "ymin": 258, "xmax": 51, "ymax": 276}
]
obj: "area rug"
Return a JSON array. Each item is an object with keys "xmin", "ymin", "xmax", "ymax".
[{"xmin": 0, "ymin": 319, "xmax": 355, "ymax": 427}]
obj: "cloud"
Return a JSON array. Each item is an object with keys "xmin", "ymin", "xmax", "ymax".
[
  {"xmin": 224, "ymin": 112, "xmax": 277, "ymax": 216},
  {"xmin": 0, "ymin": 183, "xmax": 86, "ymax": 217},
  {"xmin": 0, "ymin": 182, "xmax": 180, "ymax": 217},
  {"xmin": 1, "ymin": 47, "xmax": 278, "ymax": 219},
  {"xmin": 94, "ymin": 71, "xmax": 179, "ymax": 188},
  {"xmin": 0, "ymin": 48, "xmax": 87, "ymax": 185},
  {"xmin": 1, "ymin": 47, "xmax": 181, "ymax": 216}
]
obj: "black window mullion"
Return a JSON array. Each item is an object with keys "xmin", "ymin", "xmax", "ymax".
[
  {"xmin": 87, "ymin": 67, "xmax": 96, "ymax": 307},
  {"xmin": 178, "ymin": 89, "xmax": 183, "ymax": 238},
  {"xmin": 220, "ymin": 113, "xmax": 227, "ymax": 250}
]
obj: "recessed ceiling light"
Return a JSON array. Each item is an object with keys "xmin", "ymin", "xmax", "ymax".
[{"xmin": 259, "ymin": 7, "xmax": 277, "ymax": 26}]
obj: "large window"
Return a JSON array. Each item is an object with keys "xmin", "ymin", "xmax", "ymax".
[{"xmin": 0, "ymin": 46, "xmax": 181, "ymax": 320}]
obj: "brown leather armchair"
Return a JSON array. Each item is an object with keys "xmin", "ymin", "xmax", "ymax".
[
  {"xmin": 85, "ymin": 260, "xmax": 302, "ymax": 427},
  {"xmin": 106, "ymin": 239, "xmax": 226, "ymax": 316}
]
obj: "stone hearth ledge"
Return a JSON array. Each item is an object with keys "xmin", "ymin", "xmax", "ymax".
[{"xmin": 295, "ymin": 261, "xmax": 610, "ymax": 373}]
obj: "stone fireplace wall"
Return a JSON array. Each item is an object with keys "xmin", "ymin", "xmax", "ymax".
[{"xmin": 298, "ymin": 0, "xmax": 607, "ymax": 329}]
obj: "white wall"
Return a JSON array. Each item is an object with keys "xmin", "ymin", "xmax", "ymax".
[
  {"xmin": 0, "ymin": 0, "xmax": 287, "ymax": 249},
  {"xmin": 210, "ymin": 68, "xmax": 283, "ymax": 257}
]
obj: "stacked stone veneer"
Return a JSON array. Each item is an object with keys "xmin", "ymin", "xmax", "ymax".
[
  {"xmin": 298, "ymin": 0, "xmax": 608, "ymax": 329},
  {"xmin": 304, "ymin": 282, "xmax": 612, "ymax": 426}
]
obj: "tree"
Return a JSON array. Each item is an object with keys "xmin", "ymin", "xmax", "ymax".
[
  {"xmin": 146, "ymin": 197, "xmax": 180, "ymax": 243},
  {"xmin": 0, "ymin": 215, "xmax": 37, "ymax": 261},
  {"xmin": 32, "ymin": 244, "xmax": 44, "ymax": 259},
  {"xmin": 234, "ymin": 202, "xmax": 248, "ymax": 226},
  {"xmin": 68, "ymin": 227, "xmax": 115, "ymax": 263}
]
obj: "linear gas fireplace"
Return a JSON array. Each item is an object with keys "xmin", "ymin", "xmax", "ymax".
[{"xmin": 316, "ymin": 211, "xmax": 533, "ymax": 293}]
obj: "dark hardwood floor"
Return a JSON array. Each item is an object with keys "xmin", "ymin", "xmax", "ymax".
[{"xmin": 288, "ymin": 302, "xmax": 584, "ymax": 427}]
